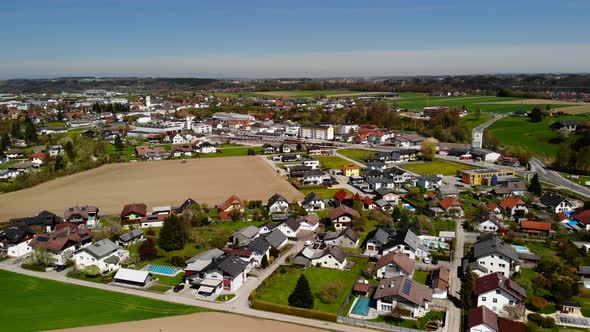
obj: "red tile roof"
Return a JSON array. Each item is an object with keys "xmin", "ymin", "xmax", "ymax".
[
  {"xmin": 475, "ymin": 272, "xmax": 526, "ymax": 301},
  {"xmin": 329, "ymin": 205, "xmax": 361, "ymax": 221},
  {"xmin": 375, "ymin": 250, "xmax": 416, "ymax": 275},
  {"xmin": 121, "ymin": 203, "xmax": 147, "ymax": 218},
  {"xmin": 574, "ymin": 210, "xmax": 590, "ymax": 225},
  {"xmin": 468, "ymin": 306, "xmax": 498, "ymax": 331},
  {"xmin": 500, "ymin": 196, "xmax": 525, "ymax": 210},
  {"xmin": 498, "ymin": 317, "xmax": 526, "ymax": 332},
  {"xmin": 216, "ymin": 195, "xmax": 245, "ymax": 212},
  {"xmin": 353, "ymin": 282, "xmax": 370, "ymax": 294},
  {"xmin": 439, "ymin": 196, "xmax": 461, "ymax": 210},
  {"xmin": 334, "ymin": 189, "xmax": 354, "ymax": 202},
  {"xmin": 520, "ymin": 220, "xmax": 552, "ymax": 232}
]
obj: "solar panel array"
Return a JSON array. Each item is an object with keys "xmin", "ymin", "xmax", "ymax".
[
  {"xmin": 402, "ymin": 279, "xmax": 412, "ymax": 295},
  {"xmin": 36, "ymin": 236, "xmax": 49, "ymax": 242}
]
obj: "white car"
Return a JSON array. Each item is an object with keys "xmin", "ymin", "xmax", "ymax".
[
  {"xmin": 304, "ymin": 240, "xmax": 313, "ymax": 246},
  {"xmin": 423, "ymin": 257, "xmax": 431, "ymax": 264}
]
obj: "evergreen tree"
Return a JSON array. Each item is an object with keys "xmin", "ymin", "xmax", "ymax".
[
  {"xmin": 114, "ymin": 134, "xmax": 124, "ymax": 151},
  {"xmin": 158, "ymin": 215, "xmax": 187, "ymax": 251},
  {"xmin": 529, "ymin": 107, "xmax": 543, "ymax": 123},
  {"xmin": 461, "ymin": 271, "xmax": 476, "ymax": 310},
  {"xmin": 391, "ymin": 206, "xmax": 402, "ymax": 221},
  {"xmin": 288, "ymin": 274, "xmax": 314, "ymax": 309},
  {"xmin": 57, "ymin": 110, "xmax": 64, "ymax": 121},
  {"xmin": 23, "ymin": 117, "xmax": 38, "ymax": 143},
  {"xmin": 10, "ymin": 121, "xmax": 21, "ymax": 139},
  {"xmin": 398, "ymin": 211, "xmax": 411, "ymax": 234},
  {"xmin": 528, "ymin": 173, "xmax": 542, "ymax": 196},
  {"xmin": 261, "ymin": 255, "xmax": 269, "ymax": 269}
]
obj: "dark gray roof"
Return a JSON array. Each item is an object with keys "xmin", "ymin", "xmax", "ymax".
[
  {"xmin": 283, "ymin": 217, "xmax": 302, "ymax": 232},
  {"xmin": 118, "ymin": 228, "xmax": 144, "ymax": 242},
  {"xmin": 186, "ymin": 248, "xmax": 224, "ymax": 264},
  {"xmin": 233, "ymin": 226, "xmax": 260, "ymax": 239},
  {"xmin": 0, "ymin": 226, "xmax": 34, "ymax": 244},
  {"xmin": 211, "ymin": 254, "xmax": 249, "ymax": 277},
  {"xmin": 341, "ymin": 227, "xmax": 360, "ymax": 242},
  {"xmin": 244, "ymin": 237, "xmax": 270, "ymax": 254},
  {"xmin": 83, "ymin": 239, "xmax": 119, "ymax": 259},
  {"xmin": 302, "ymin": 192, "xmax": 323, "ymax": 206},
  {"xmin": 267, "ymin": 193, "xmax": 288, "ymax": 208},
  {"xmin": 104, "ymin": 255, "xmax": 120, "ymax": 264},
  {"xmin": 473, "ymin": 237, "xmax": 519, "ymax": 263},
  {"xmin": 372, "ymin": 227, "xmax": 395, "ymax": 245},
  {"xmin": 291, "ymin": 255, "xmax": 311, "ymax": 267},
  {"xmin": 577, "ymin": 266, "xmax": 590, "ymax": 275},
  {"xmin": 263, "ymin": 229, "xmax": 287, "ymax": 249},
  {"xmin": 540, "ymin": 192, "xmax": 569, "ymax": 208},
  {"xmin": 326, "ymin": 245, "xmax": 347, "ymax": 263}
]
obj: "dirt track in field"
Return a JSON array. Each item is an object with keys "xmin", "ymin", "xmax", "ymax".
[
  {"xmin": 51, "ymin": 312, "xmax": 325, "ymax": 332},
  {"xmin": 0, "ymin": 156, "xmax": 303, "ymax": 221}
]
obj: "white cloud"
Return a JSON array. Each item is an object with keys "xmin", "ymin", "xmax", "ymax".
[{"xmin": 2, "ymin": 44, "xmax": 590, "ymax": 78}]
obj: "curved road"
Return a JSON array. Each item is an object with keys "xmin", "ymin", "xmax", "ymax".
[{"xmin": 529, "ymin": 158, "xmax": 590, "ymax": 198}]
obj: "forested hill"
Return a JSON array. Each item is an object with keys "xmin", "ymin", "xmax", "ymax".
[{"xmin": 0, "ymin": 77, "xmax": 218, "ymax": 94}]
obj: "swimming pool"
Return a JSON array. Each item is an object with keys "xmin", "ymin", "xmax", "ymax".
[
  {"xmin": 351, "ymin": 297, "xmax": 371, "ymax": 316},
  {"xmin": 510, "ymin": 245, "xmax": 531, "ymax": 253},
  {"xmin": 145, "ymin": 264, "xmax": 180, "ymax": 276},
  {"xmin": 402, "ymin": 203, "xmax": 416, "ymax": 212}
]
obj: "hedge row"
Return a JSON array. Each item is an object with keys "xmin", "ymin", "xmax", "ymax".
[
  {"xmin": 251, "ymin": 299, "xmax": 337, "ymax": 322},
  {"xmin": 21, "ymin": 263, "xmax": 46, "ymax": 272}
]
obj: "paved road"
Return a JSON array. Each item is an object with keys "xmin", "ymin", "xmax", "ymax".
[
  {"xmin": 529, "ymin": 157, "xmax": 590, "ymax": 198},
  {"xmin": 471, "ymin": 113, "xmax": 506, "ymax": 148},
  {"xmin": 443, "ymin": 220, "xmax": 465, "ymax": 332},
  {"xmin": 0, "ymin": 245, "xmax": 379, "ymax": 332}
]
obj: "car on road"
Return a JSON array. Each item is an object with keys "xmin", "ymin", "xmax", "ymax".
[
  {"xmin": 173, "ymin": 284, "xmax": 185, "ymax": 293},
  {"xmin": 53, "ymin": 265, "xmax": 67, "ymax": 272}
]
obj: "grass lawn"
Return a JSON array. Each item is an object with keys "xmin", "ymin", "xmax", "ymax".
[
  {"xmin": 400, "ymin": 160, "xmax": 473, "ymax": 176},
  {"xmin": 312, "ymin": 155, "xmax": 350, "ymax": 170},
  {"xmin": 337, "ymin": 148, "xmax": 375, "ymax": 164},
  {"xmin": 106, "ymin": 144, "xmax": 137, "ymax": 161},
  {"xmin": 45, "ymin": 121, "xmax": 67, "ymax": 128},
  {"xmin": 253, "ymin": 90, "xmax": 383, "ymax": 98},
  {"xmin": 430, "ymin": 220, "xmax": 456, "ymax": 235},
  {"xmin": 487, "ymin": 115, "xmax": 589, "ymax": 160},
  {"xmin": 0, "ymin": 159, "xmax": 19, "ymax": 170},
  {"xmin": 0, "ymin": 270, "xmax": 204, "ymax": 332},
  {"xmin": 299, "ymin": 187, "xmax": 351, "ymax": 199},
  {"xmin": 462, "ymin": 113, "xmax": 494, "ymax": 131},
  {"xmin": 573, "ymin": 288, "xmax": 590, "ymax": 317},
  {"xmin": 155, "ymin": 273, "xmax": 184, "ymax": 286},
  {"xmin": 256, "ymin": 258, "xmax": 366, "ymax": 314},
  {"xmin": 198, "ymin": 146, "xmax": 262, "ymax": 158},
  {"xmin": 413, "ymin": 271, "xmax": 429, "ymax": 285}
]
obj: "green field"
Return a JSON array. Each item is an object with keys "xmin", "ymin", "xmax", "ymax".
[
  {"xmin": 337, "ymin": 149, "xmax": 375, "ymax": 164},
  {"xmin": 487, "ymin": 115, "xmax": 588, "ymax": 159},
  {"xmin": 253, "ymin": 90, "xmax": 384, "ymax": 98},
  {"xmin": 393, "ymin": 93, "xmax": 573, "ymax": 114},
  {"xmin": 299, "ymin": 187, "xmax": 350, "ymax": 199},
  {"xmin": 412, "ymin": 271, "xmax": 429, "ymax": 285},
  {"xmin": 312, "ymin": 155, "xmax": 351, "ymax": 170},
  {"xmin": 0, "ymin": 270, "xmax": 204, "ymax": 332},
  {"xmin": 401, "ymin": 160, "xmax": 473, "ymax": 176},
  {"xmin": 200, "ymin": 146, "xmax": 262, "ymax": 158},
  {"xmin": 255, "ymin": 258, "xmax": 366, "ymax": 313}
]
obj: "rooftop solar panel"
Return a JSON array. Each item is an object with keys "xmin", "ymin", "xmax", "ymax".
[{"xmin": 402, "ymin": 279, "xmax": 412, "ymax": 295}]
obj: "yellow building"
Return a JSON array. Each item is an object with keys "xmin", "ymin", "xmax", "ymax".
[
  {"xmin": 458, "ymin": 169, "xmax": 516, "ymax": 185},
  {"xmin": 343, "ymin": 164, "xmax": 361, "ymax": 177}
]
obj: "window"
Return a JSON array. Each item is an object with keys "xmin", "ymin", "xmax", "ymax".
[
  {"xmin": 509, "ymin": 301, "xmax": 514, "ymax": 305},
  {"xmin": 493, "ymin": 298, "xmax": 498, "ymax": 303},
  {"xmin": 482, "ymin": 297, "xmax": 486, "ymax": 301},
  {"xmin": 496, "ymin": 290, "xmax": 501, "ymax": 294}
]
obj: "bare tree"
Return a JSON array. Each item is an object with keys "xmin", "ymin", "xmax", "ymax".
[{"xmin": 501, "ymin": 304, "xmax": 525, "ymax": 321}]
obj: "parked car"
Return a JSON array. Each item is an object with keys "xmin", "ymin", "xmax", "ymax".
[
  {"xmin": 423, "ymin": 257, "xmax": 431, "ymax": 264},
  {"xmin": 53, "ymin": 265, "xmax": 67, "ymax": 272},
  {"xmin": 173, "ymin": 284, "xmax": 185, "ymax": 293},
  {"xmin": 431, "ymin": 258, "xmax": 439, "ymax": 265},
  {"xmin": 304, "ymin": 240, "xmax": 313, "ymax": 246}
]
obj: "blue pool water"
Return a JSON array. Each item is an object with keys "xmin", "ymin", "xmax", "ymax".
[
  {"xmin": 146, "ymin": 264, "xmax": 180, "ymax": 276},
  {"xmin": 351, "ymin": 297, "xmax": 371, "ymax": 316},
  {"xmin": 510, "ymin": 245, "xmax": 531, "ymax": 253},
  {"xmin": 402, "ymin": 203, "xmax": 416, "ymax": 212}
]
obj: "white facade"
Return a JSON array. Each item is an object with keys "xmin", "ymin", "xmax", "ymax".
[
  {"xmin": 303, "ymin": 160, "xmax": 321, "ymax": 169},
  {"xmin": 299, "ymin": 220, "xmax": 319, "ymax": 232},
  {"xmin": 475, "ymin": 253, "xmax": 519, "ymax": 277},
  {"xmin": 382, "ymin": 245, "xmax": 429, "ymax": 260},
  {"xmin": 310, "ymin": 254, "xmax": 346, "ymax": 270},
  {"xmin": 5, "ymin": 239, "xmax": 33, "ymax": 257},
  {"xmin": 469, "ymin": 323, "xmax": 496, "ymax": 332},
  {"xmin": 277, "ymin": 223, "xmax": 300, "ymax": 238},
  {"xmin": 268, "ymin": 201, "xmax": 290, "ymax": 214},
  {"xmin": 74, "ymin": 249, "xmax": 129, "ymax": 273},
  {"xmin": 477, "ymin": 289, "xmax": 520, "ymax": 315},
  {"xmin": 478, "ymin": 220, "xmax": 500, "ymax": 233},
  {"xmin": 301, "ymin": 125, "xmax": 334, "ymax": 140},
  {"xmin": 333, "ymin": 215, "xmax": 353, "ymax": 231},
  {"xmin": 376, "ymin": 297, "xmax": 429, "ymax": 318}
]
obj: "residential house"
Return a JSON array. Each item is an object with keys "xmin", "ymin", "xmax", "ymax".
[
  {"xmin": 577, "ymin": 266, "xmax": 590, "ymax": 289},
  {"xmin": 474, "ymin": 214, "xmax": 505, "ymax": 233},
  {"xmin": 540, "ymin": 192, "xmax": 573, "ymax": 214},
  {"xmin": 465, "ymin": 237, "xmax": 520, "ymax": 277},
  {"xmin": 417, "ymin": 175, "xmax": 443, "ymax": 190},
  {"xmin": 49, "ymin": 145, "xmax": 63, "ymax": 157},
  {"xmin": 277, "ymin": 217, "xmax": 301, "ymax": 238},
  {"xmin": 6, "ymin": 149, "xmax": 25, "ymax": 159},
  {"xmin": 475, "ymin": 272, "xmax": 526, "ymax": 315},
  {"xmin": 373, "ymin": 276, "xmax": 433, "ymax": 318},
  {"xmin": 258, "ymin": 221, "xmax": 277, "ymax": 235},
  {"xmin": 573, "ymin": 210, "xmax": 590, "ymax": 230},
  {"xmin": 140, "ymin": 214, "xmax": 167, "ymax": 228},
  {"xmin": 302, "ymin": 159, "xmax": 321, "ymax": 169},
  {"xmin": 30, "ymin": 151, "xmax": 47, "ymax": 166},
  {"xmin": 382, "ymin": 230, "xmax": 430, "ymax": 260},
  {"xmin": 231, "ymin": 226, "xmax": 260, "ymax": 245},
  {"xmin": 263, "ymin": 229, "xmax": 288, "ymax": 249},
  {"xmin": 0, "ymin": 226, "xmax": 35, "ymax": 257},
  {"xmin": 29, "ymin": 226, "xmax": 93, "ymax": 265},
  {"xmin": 117, "ymin": 229, "xmax": 144, "ymax": 247},
  {"xmin": 120, "ymin": 203, "xmax": 147, "ymax": 225},
  {"xmin": 391, "ymin": 133, "xmax": 425, "ymax": 148},
  {"xmin": 64, "ymin": 205, "xmax": 99, "ymax": 228},
  {"xmin": 174, "ymin": 198, "xmax": 199, "ymax": 215},
  {"xmin": 499, "ymin": 197, "xmax": 528, "ymax": 216},
  {"xmin": 216, "ymin": 195, "xmax": 246, "ymax": 221},
  {"xmin": 262, "ymin": 143, "xmax": 277, "ymax": 154},
  {"xmin": 439, "ymin": 196, "xmax": 464, "ymax": 218},
  {"xmin": 550, "ymin": 120, "xmax": 580, "ymax": 133},
  {"xmin": 329, "ymin": 205, "xmax": 361, "ymax": 231},
  {"xmin": 467, "ymin": 306, "xmax": 526, "ymax": 332},
  {"xmin": 291, "ymin": 244, "xmax": 347, "ymax": 270},
  {"xmin": 298, "ymin": 214, "xmax": 321, "ymax": 232},
  {"xmin": 366, "ymin": 177, "xmax": 395, "ymax": 191},
  {"xmin": 74, "ymin": 239, "xmax": 129, "ymax": 274},
  {"xmin": 365, "ymin": 226, "xmax": 396, "ymax": 256},
  {"xmin": 374, "ymin": 250, "xmax": 416, "ymax": 279},
  {"xmin": 321, "ymin": 227, "xmax": 360, "ymax": 248},
  {"xmin": 301, "ymin": 169, "xmax": 325, "ymax": 186},
  {"xmin": 170, "ymin": 144, "xmax": 193, "ymax": 157},
  {"xmin": 490, "ymin": 181, "xmax": 528, "ymax": 198},
  {"xmin": 266, "ymin": 193, "xmax": 290, "ymax": 214},
  {"xmin": 9, "ymin": 210, "xmax": 62, "ymax": 233},
  {"xmin": 185, "ymin": 254, "xmax": 249, "ymax": 294},
  {"xmin": 343, "ymin": 164, "xmax": 361, "ymax": 177},
  {"xmin": 431, "ymin": 267, "xmax": 450, "ymax": 299},
  {"xmin": 234, "ymin": 237, "xmax": 270, "ymax": 268},
  {"xmin": 374, "ymin": 188, "xmax": 400, "ymax": 205},
  {"xmin": 196, "ymin": 142, "xmax": 217, "ymax": 154},
  {"xmin": 520, "ymin": 220, "xmax": 552, "ymax": 237}
]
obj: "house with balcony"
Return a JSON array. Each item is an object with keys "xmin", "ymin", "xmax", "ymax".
[
  {"xmin": 64, "ymin": 205, "xmax": 99, "ymax": 228},
  {"xmin": 373, "ymin": 276, "xmax": 433, "ymax": 318},
  {"xmin": 74, "ymin": 239, "xmax": 129, "ymax": 274}
]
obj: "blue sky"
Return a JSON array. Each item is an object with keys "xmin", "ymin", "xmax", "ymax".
[{"xmin": 1, "ymin": 0, "xmax": 589, "ymax": 78}]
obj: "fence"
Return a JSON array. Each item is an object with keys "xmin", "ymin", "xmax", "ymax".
[{"xmin": 337, "ymin": 316, "xmax": 437, "ymax": 332}]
